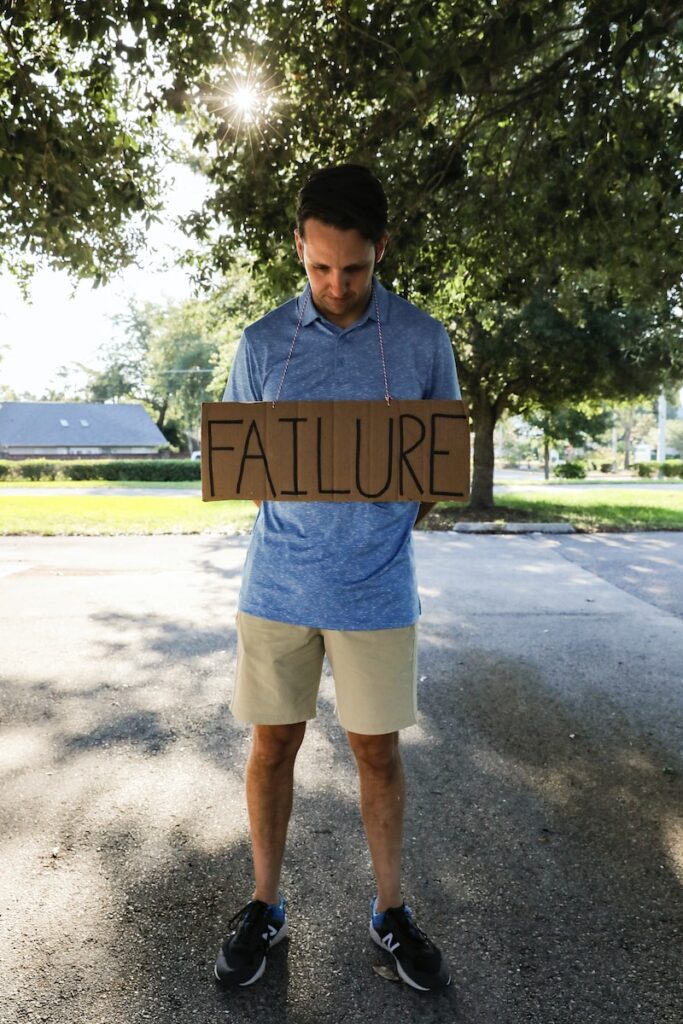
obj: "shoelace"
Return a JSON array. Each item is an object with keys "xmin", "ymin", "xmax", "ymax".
[
  {"xmin": 226, "ymin": 900, "xmax": 270, "ymax": 952},
  {"xmin": 386, "ymin": 904, "xmax": 435, "ymax": 952}
]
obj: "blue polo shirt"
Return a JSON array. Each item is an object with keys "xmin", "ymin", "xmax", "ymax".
[{"xmin": 223, "ymin": 277, "xmax": 460, "ymax": 630}]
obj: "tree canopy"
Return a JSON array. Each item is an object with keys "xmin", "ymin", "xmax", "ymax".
[
  {"xmin": 3, "ymin": 2, "xmax": 680, "ymax": 301},
  {"xmin": 2, "ymin": 1, "xmax": 682, "ymax": 502}
]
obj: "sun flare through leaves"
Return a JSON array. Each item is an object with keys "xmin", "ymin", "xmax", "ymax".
[{"xmin": 200, "ymin": 60, "xmax": 282, "ymax": 157}]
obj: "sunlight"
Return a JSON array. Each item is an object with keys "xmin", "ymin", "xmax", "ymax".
[
  {"xmin": 198, "ymin": 57, "xmax": 284, "ymax": 157},
  {"xmin": 230, "ymin": 82, "xmax": 260, "ymax": 119}
]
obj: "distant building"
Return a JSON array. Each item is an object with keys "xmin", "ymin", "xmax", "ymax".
[
  {"xmin": 0, "ymin": 402, "xmax": 169, "ymax": 459},
  {"xmin": 633, "ymin": 442, "xmax": 654, "ymax": 462}
]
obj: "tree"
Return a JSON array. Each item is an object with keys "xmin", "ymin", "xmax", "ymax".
[
  {"xmin": 4, "ymin": 2, "xmax": 681, "ymax": 300},
  {"xmin": 0, "ymin": 0, "xmax": 246, "ymax": 291},
  {"xmin": 438, "ymin": 291, "xmax": 683, "ymax": 503},
  {"xmin": 176, "ymin": 0, "xmax": 683, "ymax": 505},
  {"xmin": 608, "ymin": 398, "xmax": 661, "ymax": 468},
  {"xmin": 526, "ymin": 405, "xmax": 613, "ymax": 478},
  {"xmin": 3, "ymin": 3, "xmax": 683, "ymax": 502},
  {"xmin": 87, "ymin": 295, "xmax": 224, "ymax": 449}
]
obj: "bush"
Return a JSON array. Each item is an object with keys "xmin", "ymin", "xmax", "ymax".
[
  {"xmin": 554, "ymin": 461, "xmax": 587, "ymax": 479},
  {"xmin": 600, "ymin": 462, "xmax": 613, "ymax": 473},
  {"xmin": 0, "ymin": 457, "xmax": 201, "ymax": 482},
  {"xmin": 635, "ymin": 462, "xmax": 655, "ymax": 478},
  {"xmin": 61, "ymin": 459, "xmax": 201, "ymax": 482},
  {"xmin": 18, "ymin": 459, "xmax": 59, "ymax": 481},
  {"xmin": 661, "ymin": 460, "xmax": 683, "ymax": 479}
]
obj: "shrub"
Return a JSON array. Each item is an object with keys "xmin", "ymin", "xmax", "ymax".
[
  {"xmin": 600, "ymin": 462, "xmax": 613, "ymax": 474},
  {"xmin": 61, "ymin": 459, "xmax": 201, "ymax": 482},
  {"xmin": 0, "ymin": 460, "xmax": 13, "ymax": 480},
  {"xmin": 554, "ymin": 461, "xmax": 587, "ymax": 479},
  {"xmin": 661, "ymin": 460, "xmax": 683, "ymax": 479},
  {"xmin": 18, "ymin": 459, "xmax": 59, "ymax": 481},
  {"xmin": 635, "ymin": 462, "xmax": 655, "ymax": 478}
]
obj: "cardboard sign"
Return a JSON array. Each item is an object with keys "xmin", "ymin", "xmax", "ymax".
[{"xmin": 201, "ymin": 399, "xmax": 470, "ymax": 503}]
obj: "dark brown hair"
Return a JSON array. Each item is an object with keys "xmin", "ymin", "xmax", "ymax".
[{"xmin": 296, "ymin": 164, "xmax": 388, "ymax": 244}]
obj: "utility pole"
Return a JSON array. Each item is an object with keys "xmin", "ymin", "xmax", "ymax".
[{"xmin": 657, "ymin": 392, "xmax": 667, "ymax": 466}]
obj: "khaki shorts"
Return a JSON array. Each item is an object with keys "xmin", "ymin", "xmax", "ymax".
[{"xmin": 232, "ymin": 611, "xmax": 418, "ymax": 735}]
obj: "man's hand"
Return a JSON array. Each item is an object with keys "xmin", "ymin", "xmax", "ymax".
[{"xmin": 414, "ymin": 502, "xmax": 435, "ymax": 527}]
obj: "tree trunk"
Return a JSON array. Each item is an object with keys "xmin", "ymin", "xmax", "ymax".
[
  {"xmin": 469, "ymin": 396, "xmax": 497, "ymax": 509},
  {"xmin": 544, "ymin": 436, "xmax": 550, "ymax": 480},
  {"xmin": 156, "ymin": 398, "xmax": 168, "ymax": 432},
  {"xmin": 623, "ymin": 423, "xmax": 631, "ymax": 469}
]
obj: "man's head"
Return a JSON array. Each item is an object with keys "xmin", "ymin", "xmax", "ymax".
[{"xmin": 294, "ymin": 164, "xmax": 389, "ymax": 328}]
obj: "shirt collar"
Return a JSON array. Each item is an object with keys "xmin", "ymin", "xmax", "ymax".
[{"xmin": 297, "ymin": 275, "xmax": 389, "ymax": 328}]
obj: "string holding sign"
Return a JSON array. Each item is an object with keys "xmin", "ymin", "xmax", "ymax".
[{"xmin": 272, "ymin": 284, "xmax": 393, "ymax": 408}]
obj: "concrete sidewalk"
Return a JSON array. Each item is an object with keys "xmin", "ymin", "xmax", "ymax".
[{"xmin": 0, "ymin": 533, "xmax": 681, "ymax": 1024}]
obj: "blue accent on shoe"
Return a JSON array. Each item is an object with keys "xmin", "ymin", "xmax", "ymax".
[
  {"xmin": 268, "ymin": 892, "xmax": 286, "ymax": 923},
  {"xmin": 371, "ymin": 895, "xmax": 386, "ymax": 928}
]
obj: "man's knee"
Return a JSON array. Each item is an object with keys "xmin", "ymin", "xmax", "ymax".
[
  {"xmin": 347, "ymin": 730, "xmax": 400, "ymax": 776},
  {"xmin": 250, "ymin": 722, "xmax": 306, "ymax": 769}
]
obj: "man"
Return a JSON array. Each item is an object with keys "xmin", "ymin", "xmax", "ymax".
[{"xmin": 214, "ymin": 164, "xmax": 460, "ymax": 992}]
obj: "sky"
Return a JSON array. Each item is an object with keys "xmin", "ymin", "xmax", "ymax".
[{"xmin": 0, "ymin": 161, "xmax": 208, "ymax": 397}]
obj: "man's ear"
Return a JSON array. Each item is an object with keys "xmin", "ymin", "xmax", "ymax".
[
  {"xmin": 294, "ymin": 229, "xmax": 304, "ymax": 263},
  {"xmin": 375, "ymin": 232, "xmax": 389, "ymax": 263}
]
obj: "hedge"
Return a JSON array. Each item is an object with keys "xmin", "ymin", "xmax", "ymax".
[
  {"xmin": 0, "ymin": 459, "xmax": 201, "ymax": 482},
  {"xmin": 554, "ymin": 461, "xmax": 587, "ymax": 479},
  {"xmin": 634, "ymin": 461, "xmax": 683, "ymax": 479}
]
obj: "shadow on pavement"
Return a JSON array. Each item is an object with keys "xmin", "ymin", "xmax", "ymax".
[{"xmin": 1, "ymin": 534, "xmax": 682, "ymax": 1023}]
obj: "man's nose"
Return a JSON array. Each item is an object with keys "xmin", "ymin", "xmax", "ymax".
[{"xmin": 329, "ymin": 270, "xmax": 349, "ymax": 296}]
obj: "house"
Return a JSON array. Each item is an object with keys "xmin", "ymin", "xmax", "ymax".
[{"xmin": 0, "ymin": 402, "xmax": 169, "ymax": 459}]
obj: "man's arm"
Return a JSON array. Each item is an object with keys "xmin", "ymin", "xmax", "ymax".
[
  {"xmin": 414, "ymin": 325, "xmax": 462, "ymax": 528},
  {"xmin": 414, "ymin": 502, "xmax": 435, "ymax": 526}
]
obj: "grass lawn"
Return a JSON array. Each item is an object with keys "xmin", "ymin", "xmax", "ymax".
[
  {"xmin": 428, "ymin": 487, "xmax": 683, "ymax": 532},
  {"xmin": 0, "ymin": 494, "xmax": 256, "ymax": 535},
  {"xmin": 2, "ymin": 485, "xmax": 683, "ymax": 535}
]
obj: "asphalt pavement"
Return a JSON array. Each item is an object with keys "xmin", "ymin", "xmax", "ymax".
[{"xmin": 1, "ymin": 532, "xmax": 682, "ymax": 1024}]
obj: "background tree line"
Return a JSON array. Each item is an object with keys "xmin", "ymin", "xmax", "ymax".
[{"xmin": 1, "ymin": 0, "xmax": 681, "ymax": 502}]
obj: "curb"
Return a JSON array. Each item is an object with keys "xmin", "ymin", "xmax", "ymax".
[{"xmin": 451, "ymin": 522, "xmax": 575, "ymax": 534}]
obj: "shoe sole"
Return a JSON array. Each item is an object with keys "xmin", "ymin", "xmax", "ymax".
[
  {"xmin": 214, "ymin": 921, "xmax": 288, "ymax": 988},
  {"xmin": 369, "ymin": 924, "xmax": 451, "ymax": 992}
]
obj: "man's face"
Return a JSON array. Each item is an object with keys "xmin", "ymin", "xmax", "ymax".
[{"xmin": 294, "ymin": 218, "xmax": 388, "ymax": 328}]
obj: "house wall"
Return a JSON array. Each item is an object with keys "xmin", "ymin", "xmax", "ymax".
[{"xmin": 0, "ymin": 448, "xmax": 168, "ymax": 460}]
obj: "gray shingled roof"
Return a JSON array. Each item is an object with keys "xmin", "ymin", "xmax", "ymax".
[{"xmin": 0, "ymin": 402, "xmax": 168, "ymax": 448}]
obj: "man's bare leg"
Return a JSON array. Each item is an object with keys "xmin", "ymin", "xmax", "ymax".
[
  {"xmin": 246, "ymin": 722, "xmax": 306, "ymax": 905},
  {"xmin": 347, "ymin": 730, "xmax": 404, "ymax": 912}
]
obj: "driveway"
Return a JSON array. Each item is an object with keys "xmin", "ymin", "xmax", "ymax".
[{"xmin": 1, "ymin": 533, "xmax": 681, "ymax": 1024}]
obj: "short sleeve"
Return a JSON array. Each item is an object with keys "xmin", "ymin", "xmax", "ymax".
[
  {"xmin": 222, "ymin": 331, "xmax": 262, "ymax": 402},
  {"xmin": 425, "ymin": 325, "xmax": 461, "ymax": 400}
]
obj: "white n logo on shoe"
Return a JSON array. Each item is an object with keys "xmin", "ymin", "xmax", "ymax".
[
  {"xmin": 261, "ymin": 924, "xmax": 279, "ymax": 942},
  {"xmin": 381, "ymin": 932, "xmax": 400, "ymax": 954}
]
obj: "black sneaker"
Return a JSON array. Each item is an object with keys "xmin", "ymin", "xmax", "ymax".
[
  {"xmin": 214, "ymin": 894, "xmax": 288, "ymax": 988},
  {"xmin": 369, "ymin": 897, "xmax": 451, "ymax": 991}
]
